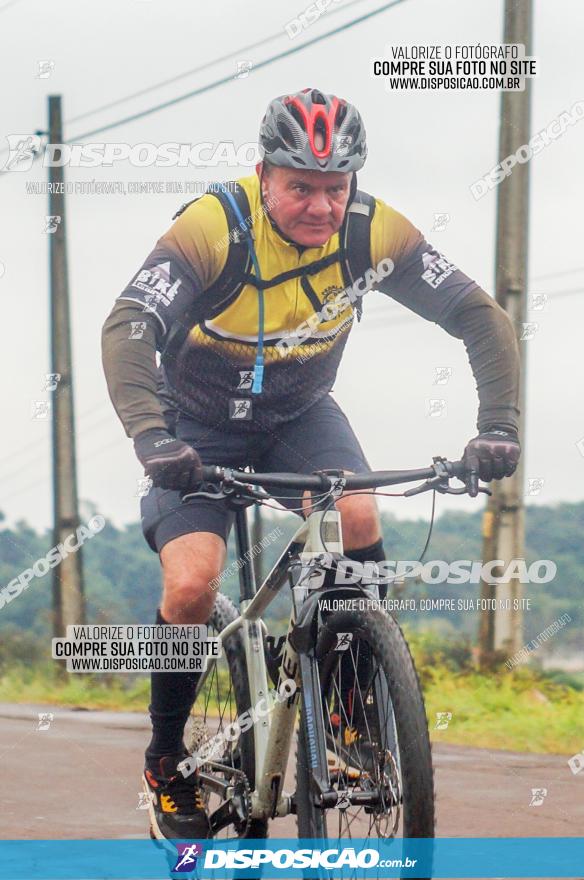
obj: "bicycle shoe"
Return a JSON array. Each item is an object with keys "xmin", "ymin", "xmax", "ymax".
[{"xmin": 143, "ymin": 752, "xmax": 211, "ymax": 840}]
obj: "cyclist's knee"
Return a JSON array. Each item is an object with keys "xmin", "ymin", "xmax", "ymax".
[
  {"xmin": 160, "ymin": 532, "xmax": 226, "ymax": 624},
  {"xmin": 338, "ymin": 494, "xmax": 381, "ymax": 549}
]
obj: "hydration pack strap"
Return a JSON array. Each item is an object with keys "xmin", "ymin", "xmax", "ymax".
[{"xmin": 217, "ymin": 184, "xmax": 265, "ymax": 394}]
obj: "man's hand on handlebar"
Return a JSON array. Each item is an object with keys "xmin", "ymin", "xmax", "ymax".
[
  {"xmin": 133, "ymin": 428, "xmax": 203, "ymax": 491},
  {"xmin": 462, "ymin": 428, "xmax": 521, "ymax": 498}
]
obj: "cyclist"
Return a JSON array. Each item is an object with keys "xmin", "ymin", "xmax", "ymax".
[{"xmin": 101, "ymin": 87, "xmax": 520, "ymax": 839}]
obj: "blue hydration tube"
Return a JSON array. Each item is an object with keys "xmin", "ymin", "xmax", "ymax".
[{"xmin": 218, "ymin": 184, "xmax": 264, "ymax": 394}]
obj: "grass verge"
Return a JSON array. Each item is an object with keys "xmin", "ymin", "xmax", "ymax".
[
  {"xmin": 0, "ymin": 631, "xmax": 581, "ymax": 754},
  {"xmin": 0, "ymin": 662, "xmax": 149, "ymax": 711},
  {"xmin": 423, "ymin": 668, "xmax": 583, "ymax": 754}
]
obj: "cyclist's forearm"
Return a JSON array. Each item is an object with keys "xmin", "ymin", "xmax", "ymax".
[
  {"xmin": 101, "ymin": 301, "xmax": 168, "ymax": 439},
  {"xmin": 443, "ymin": 287, "xmax": 520, "ymax": 434}
]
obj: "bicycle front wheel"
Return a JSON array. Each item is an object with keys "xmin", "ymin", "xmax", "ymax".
[{"xmin": 296, "ymin": 606, "xmax": 435, "ymax": 841}]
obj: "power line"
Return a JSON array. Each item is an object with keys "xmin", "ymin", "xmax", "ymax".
[
  {"xmin": 0, "ymin": 0, "xmax": 407, "ymax": 167},
  {"xmin": 66, "ymin": 0, "xmax": 409, "ymax": 142},
  {"xmin": 66, "ymin": 0, "xmax": 375, "ymax": 126},
  {"xmin": 528, "ymin": 285, "xmax": 584, "ymax": 297},
  {"xmin": 361, "ymin": 285, "xmax": 584, "ymax": 329},
  {"xmin": 532, "ymin": 266, "xmax": 584, "ymax": 282},
  {"xmin": 1, "ymin": 435, "xmax": 124, "ymax": 505},
  {"xmin": 0, "ymin": 402, "xmax": 113, "ymax": 479},
  {"xmin": 1, "ymin": 417, "xmax": 117, "ymax": 486},
  {"xmin": 0, "ymin": 0, "xmax": 22, "ymax": 13}
]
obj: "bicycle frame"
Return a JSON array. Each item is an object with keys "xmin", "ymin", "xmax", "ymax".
[
  {"xmin": 194, "ymin": 490, "xmax": 350, "ymax": 822},
  {"xmin": 183, "ymin": 456, "xmax": 478, "ymax": 831}
]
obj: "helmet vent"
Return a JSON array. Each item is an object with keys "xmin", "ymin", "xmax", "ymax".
[
  {"xmin": 259, "ymin": 89, "xmax": 367, "ymax": 172},
  {"xmin": 278, "ymin": 120, "xmax": 297, "ymax": 149},
  {"xmin": 313, "ymin": 117, "xmax": 328, "ymax": 153}
]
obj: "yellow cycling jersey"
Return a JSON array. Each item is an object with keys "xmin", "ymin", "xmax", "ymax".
[{"xmin": 117, "ymin": 174, "xmax": 477, "ymax": 431}]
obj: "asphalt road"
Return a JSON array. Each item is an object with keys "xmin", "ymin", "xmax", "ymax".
[{"xmin": 1, "ymin": 702, "xmax": 581, "ymax": 841}]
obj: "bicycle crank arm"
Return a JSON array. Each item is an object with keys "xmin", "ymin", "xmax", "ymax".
[{"xmin": 197, "ymin": 769, "xmax": 234, "ymax": 800}]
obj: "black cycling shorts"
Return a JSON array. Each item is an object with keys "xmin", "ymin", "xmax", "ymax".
[{"xmin": 140, "ymin": 393, "xmax": 370, "ymax": 554}]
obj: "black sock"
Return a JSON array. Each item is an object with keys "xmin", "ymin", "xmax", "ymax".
[
  {"xmin": 145, "ymin": 608, "xmax": 202, "ymax": 766},
  {"xmin": 345, "ymin": 538, "xmax": 387, "ymax": 600}
]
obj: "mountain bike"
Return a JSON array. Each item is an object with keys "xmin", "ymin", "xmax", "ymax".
[{"xmin": 179, "ymin": 458, "xmax": 488, "ymax": 844}]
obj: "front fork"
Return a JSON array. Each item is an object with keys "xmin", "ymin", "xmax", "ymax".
[{"xmin": 293, "ymin": 504, "xmax": 345, "ymax": 805}]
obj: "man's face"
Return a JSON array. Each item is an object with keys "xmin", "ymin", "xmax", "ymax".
[{"xmin": 259, "ymin": 164, "xmax": 352, "ymax": 248}]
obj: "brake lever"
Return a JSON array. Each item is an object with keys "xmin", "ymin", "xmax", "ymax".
[
  {"xmin": 404, "ymin": 478, "xmax": 492, "ymax": 497},
  {"xmin": 182, "ymin": 479, "xmax": 271, "ymax": 504},
  {"xmin": 403, "ymin": 475, "xmax": 446, "ymax": 497},
  {"xmin": 182, "ymin": 484, "xmax": 231, "ymax": 502},
  {"xmin": 440, "ymin": 484, "xmax": 492, "ymax": 496}
]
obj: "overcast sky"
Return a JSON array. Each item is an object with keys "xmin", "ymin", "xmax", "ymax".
[{"xmin": 1, "ymin": 0, "xmax": 583, "ymax": 533}]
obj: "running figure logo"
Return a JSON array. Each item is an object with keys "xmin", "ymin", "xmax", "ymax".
[
  {"xmin": 2, "ymin": 135, "xmax": 42, "ymax": 172},
  {"xmin": 435, "ymin": 712, "xmax": 452, "ymax": 730},
  {"xmin": 236, "ymin": 370, "xmax": 254, "ymax": 391},
  {"xmin": 44, "ymin": 215, "xmax": 61, "ymax": 234},
  {"xmin": 229, "ymin": 399, "xmax": 252, "ymax": 420},
  {"xmin": 172, "ymin": 843, "xmax": 203, "ymax": 872},
  {"xmin": 129, "ymin": 322, "xmax": 147, "ymax": 340},
  {"xmin": 43, "ymin": 373, "xmax": 61, "ymax": 391}
]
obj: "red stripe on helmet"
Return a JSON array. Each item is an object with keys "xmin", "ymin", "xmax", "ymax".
[{"xmin": 286, "ymin": 95, "xmax": 341, "ymax": 160}]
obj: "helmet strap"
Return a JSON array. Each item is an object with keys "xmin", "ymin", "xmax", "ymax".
[{"xmin": 347, "ymin": 171, "xmax": 358, "ymax": 207}]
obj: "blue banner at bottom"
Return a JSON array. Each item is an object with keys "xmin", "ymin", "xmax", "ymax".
[{"xmin": 0, "ymin": 838, "xmax": 583, "ymax": 879}]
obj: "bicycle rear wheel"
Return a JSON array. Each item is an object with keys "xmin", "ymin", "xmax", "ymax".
[
  {"xmin": 296, "ymin": 606, "xmax": 434, "ymax": 841},
  {"xmin": 186, "ymin": 592, "xmax": 268, "ymax": 839}
]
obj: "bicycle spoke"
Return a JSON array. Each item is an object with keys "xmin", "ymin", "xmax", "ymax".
[
  {"xmin": 315, "ymin": 633, "xmax": 404, "ymax": 842},
  {"xmin": 188, "ymin": 605, "xmax": 256, "ymax": 840}
]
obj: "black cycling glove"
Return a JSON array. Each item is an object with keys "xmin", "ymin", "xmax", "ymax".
[
  {"xmin": 133, "ymin": 428, "xmax": 203, "ymax": 491},
  {"xmin": 462, "ymin": 428, "xmax": 521, "ymax": 497}
]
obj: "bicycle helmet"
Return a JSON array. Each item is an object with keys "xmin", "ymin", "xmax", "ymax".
[{"xmin": 259, "ymin": 87, "xmax": 367, "ymax": 172}]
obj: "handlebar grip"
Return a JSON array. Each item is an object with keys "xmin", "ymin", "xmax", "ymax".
[
  {"xmin": 199, "ymin": 465, "xmax": 223, "ymax": 483},
  {"xmin": 447, "ymin": 459, "xmax": 467, "ymax": 480}
]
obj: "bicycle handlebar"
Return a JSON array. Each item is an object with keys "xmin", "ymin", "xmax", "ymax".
[{"xmin": 194, "ymin": 458, "xmax": 469, "ymax": 494}]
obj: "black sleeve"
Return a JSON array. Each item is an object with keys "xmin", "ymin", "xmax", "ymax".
[
  {"xmin": 376, "ymin": 236, "xmax": 479, "ymax": 325},
  {"xmin": 102, "ymin": 244, "xmax": 204, "ymax": 439},
  {"xmin": 441, "ymin": 286, "xmax": 521, "ymax": 434}
]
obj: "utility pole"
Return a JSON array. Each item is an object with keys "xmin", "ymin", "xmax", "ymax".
[
  {"xmin": 478, "ymin": 0, "xmax": 533, "ymax": 667},
  {"xmin": 49, "ymin": 95, "xmax": 85, "ymax": 636}
]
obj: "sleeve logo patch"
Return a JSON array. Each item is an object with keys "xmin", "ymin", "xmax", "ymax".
[
  {"xmin": 131, "ymin": 261, "xmax": 182, "ymax": 307},
  {"xmin": 421, "ymin": 250, "xmax": 457, "ymax": 289}
]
